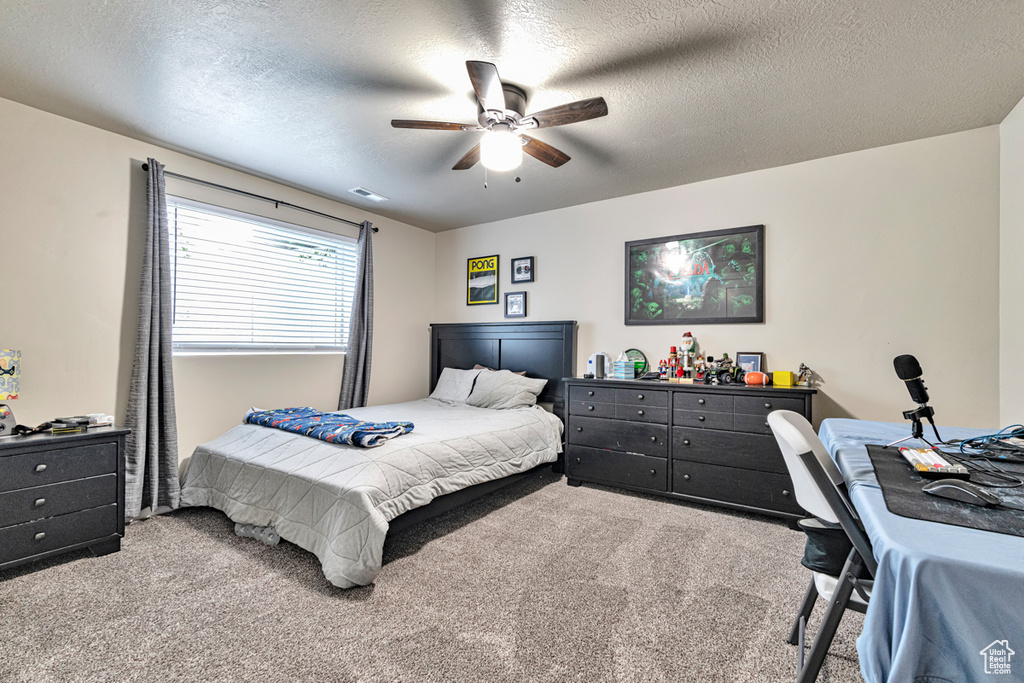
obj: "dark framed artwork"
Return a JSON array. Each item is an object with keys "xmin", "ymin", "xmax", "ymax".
[
  {"xmin": 504, "ymin": 291, "xmax": 527, "ymax": 318},
  {"xmin": 736, "ymin": 352, "xmax": 765, "ymax": 373},
  {"xmin": 511, "ymin": 256, "xmax": 535, "ymax": 283},
  {"xmin": 467, "ymin": 254, "xmax": 499, "ymax": 305},
  {"xmin": 625, "ymin": 224, "xmax": 764, "ymax": 325}
]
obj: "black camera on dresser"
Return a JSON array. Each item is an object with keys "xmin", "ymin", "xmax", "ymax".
[
  {"xmin": 563, "ymin": 378, "xmax": 815, "ymax": 519},
  {"xmin": 0, "ymin": 427, "xmax": 129, "ymax": 571}
]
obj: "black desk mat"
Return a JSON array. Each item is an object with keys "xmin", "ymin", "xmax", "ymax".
[{"xmin": 865, "ymin": 445, "xmax": 1024, "ymax": 538}]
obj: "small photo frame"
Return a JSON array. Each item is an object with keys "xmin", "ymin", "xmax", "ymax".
[
  {"xmin": 511, "ymin": 256, "xmax": 535, "ymax": 283},
  {"xmin": 505, "ymin": 291, "xmax": 527, "ymax": 318},
  {"xmin": 736, "ymin": 352, "xmax": 765, "ymax": 373}
]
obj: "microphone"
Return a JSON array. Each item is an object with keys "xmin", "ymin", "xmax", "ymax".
[{"xmin": 894, "ymin": 354, "xmax": 930, "ymax": 405}]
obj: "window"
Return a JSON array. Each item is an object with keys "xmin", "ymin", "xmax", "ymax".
[{"xmin": 167, "ymin": 197, "xmax": 358, "ymax": 352}]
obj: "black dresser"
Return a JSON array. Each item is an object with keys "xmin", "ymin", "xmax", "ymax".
[
  {"xmin": 0, "ymin": 427, "xmax": 129, "ymax": 571},
  {"xmin": 563, "ymin": 378, "xmax": 815, "ymax": 519}
]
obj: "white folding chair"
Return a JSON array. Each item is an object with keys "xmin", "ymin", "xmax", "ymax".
[{"xmin": 767, "ymin": 410, "xmax": 876, "ymax": 683}]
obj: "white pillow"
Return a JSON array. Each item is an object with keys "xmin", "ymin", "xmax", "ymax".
[
  {"xmin": 466, "ymin": 369, "xmax": 548, "ymax": 410},
  {"xmin": 429, "ymin": 367, "xmax": 482, "ymax": 402}
]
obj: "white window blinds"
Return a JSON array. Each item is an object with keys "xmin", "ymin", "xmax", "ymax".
[{"xmin": 167, "ymin": 197, "xmax": 358, "ymax": 352}]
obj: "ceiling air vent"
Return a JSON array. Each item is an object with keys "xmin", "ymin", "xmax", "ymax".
[{"xmin": 349, "ymin": 187, "xmax": 389, "ymax": 203}]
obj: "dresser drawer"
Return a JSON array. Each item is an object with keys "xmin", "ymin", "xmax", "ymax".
[
  {"xmin": 615, "ymin": 404, "xmax": 668, "ymax": 424},
  {"xmin": 566, "ymin": 445, "xmax": 667, "ymax": 492},
  {"xmin": 0, "ymin": 504, "xmax": 119, "ymax": 566},
  {"xmin": 734, "ymin": 395, "xmax": 806, "ymax": 416},
  {"xmin": 733, "ymin": 413, "xmax": 775, "ymax": 435},
  {"xmin": 569, "ymin": 400, "xmax": 617, "ymax": 418},
  {"xmin": 569, "ymin": 385, "xmax": 617, "ymax": 403},
  {"xmin": 0, "ymin": 474, "xmax": 117, "ymax": 527},
  {"xmin": 568, "ymin": 416, "xmax": 668, "ymax": 457},
  {"xmin": 673, "ymin": 410, "xmax": 733, "ymax": 431},
  {"xmin": 0, "ymin": 442, "xmax": 117, "ymax": 493},
  {"xmin": 672, "ymin": 461, "xmax": 802, "ymax": 514},
  {"xmin": 614, "ymin": 388, "xmax": 668, "ymax": 408},
  {"xmin": 672, "ymin": 428, "xmax": 787, "ymax": 473},
  {"xmin": 673, "ymin": 393, "xmax": 734, "ymax": 413}
]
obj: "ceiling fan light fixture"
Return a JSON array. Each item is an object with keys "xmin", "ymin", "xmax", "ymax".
[{"xmin": 480, "ymin": 126, "xmax": 522, "ymax": 172}]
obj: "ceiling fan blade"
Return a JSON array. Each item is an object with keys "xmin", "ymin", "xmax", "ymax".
[
  {"xmin": 466, "ymin": 61, "xmax": 506, "ymax": 112},
  {"xmin": 392, "ymin": 120, "xmax": 470, "ymax": 131},
  {"xmin": 520, "ymin": 135, "xmax": 570, "ymax": 168},
  {"xmin": 526, "ymin": 97, "xmax": 608, "ymax": 129},
  {"xmin": 452, "ymin": 143, "xmax": 482, "ymax": 170}
]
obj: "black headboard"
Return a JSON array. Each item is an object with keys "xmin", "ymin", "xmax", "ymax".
[{"xmin": 429, "ymin": 321, "xmax": 578, "ymax": 413}]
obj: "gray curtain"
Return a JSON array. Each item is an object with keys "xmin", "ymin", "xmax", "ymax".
[
  {"xmin": 124, "ymin": 158, "xmax": 180, "ymax": 519},
  {"xmin": 338, "ymin": 221, "xmax": 374, "ymax": 410}
]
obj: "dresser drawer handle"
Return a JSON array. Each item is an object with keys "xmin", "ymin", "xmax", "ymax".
[
  {"xmin": 587, "ymin": 405, "xmax": 594, "ymax": 411},
  {"xmin": 783, "ymin": 490, "xmax": 791, "ymax": 497},
  {"xmin": 765, "ymin": 421, "xmax": 769, "ymax": 427},
  {"xmin": 698, "ymin": 416, "xmax": 705, "ymax": 422},
  {"xmin": 576, "ymin": 457, "xmax": 581, "ymax": 464},
  {"xmin": 35, "ymin": 464, "xmax": 48, "ymax": 473},
  {"xmin": 588, "ymin": 391, "xmax": 594, "ymax": 396},
  {"xmin": 637, "ymin": 410, "xmax": 644, "ymax": 416},
  {"xmin": 683, "ymin": 439, "xmax": 690, "ymax": 446},
  {"xmin": 577, "ymin": 427, "xmax": 583, "ymax": 432},
  {"xmin": 34, "ymin": 532, "xmax": 46, "ymax": 541},
  {"xmin": 764, "ymin": 402, "xmax": 772, "ymax": 409},
  {"xmin": 650, "ymin": 436, "xmax": 657, "ymax": 442},
  {"xmin": 637, "ymin": 394, "xmax": 644, "ymax": 400},
  {"xmin": 698, "ymin": 398, "xmax": 705, "ymax": 405},
  {"xmin": 683, "ymin": 474, "xmax": 691, "ymax": 481},
  {"xmin": 34, "ymin": 498, "xmax": 46, "ymax": 507},
  {"xmin": 650, "ymin": 469, "xmax": 657, "ymax": 475}
]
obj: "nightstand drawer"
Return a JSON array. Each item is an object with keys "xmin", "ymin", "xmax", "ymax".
[
  {"xmin": 614, "ymin": 388, "xmax": 668, "ymax": 408},
  {"xmin": 673, "ymin": 393, "xmax": 734, "ymax": 413},
  {"xmin": 569, "ymin": 401, "xmax": 617, "ymax": 418},
  {"xmin": 0, "ymin": 474, "xmax": 117, "ymax": 527},
  {"xmin": 672, "ymin": 428, "xmax": 787, "ymax": 473},
  {"xmin": 673, "ymin": 410, "xmax": 733, "ymax": 431},
  {"xmin": 734, "ymin": 396, "xmax": 806, "ymax": 416},
  {"xmin": 615, "ymin": 404, "xmax": 668, "ymax": 424},
  {"xmin": 569, "ymin": 386, "xmax": 617, "ymax": 403},
  {"xmin": 568, "ymin": 416, "xmax": 667, "ymax": 457},
  {"xmin": 0, "ymin": 504, "xmax": 119, "ymax": 566},
  {"xmin": 0, "ymin": 442, "xmax": 117, "ymax": 493},
  {"xmin": 566, "ymin": 445, "xmax": 667, "ymax": 491}
]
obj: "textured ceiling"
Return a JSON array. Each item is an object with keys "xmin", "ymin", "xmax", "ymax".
[{"xmin": 2, "ymin": 0, "xmax": 1023, "ymax": 232}]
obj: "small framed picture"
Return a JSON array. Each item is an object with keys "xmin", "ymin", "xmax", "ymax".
[
  {"xmin": 736, "ymin": 352, "xmax": 765, "ymax": 373},
  {"xmin": 511, "ymin": 256, "xmax": 535, "ymax": 283},
  {"xmin": 467, "ymin": 255, "xmax": 499, "ymax": 305},
  {"xmin": 505, "ymin": 291, "xmax": 527, "ymax": 318}
]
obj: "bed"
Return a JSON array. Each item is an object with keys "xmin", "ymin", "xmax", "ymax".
[{"xmin": 179, "ymin": 321, "xmax": 577, "ymax": 588}]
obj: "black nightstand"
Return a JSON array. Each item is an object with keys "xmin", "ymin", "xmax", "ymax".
[{"xmin": 0, "ymin": 427, "xmax": 129, "ymax": 571}]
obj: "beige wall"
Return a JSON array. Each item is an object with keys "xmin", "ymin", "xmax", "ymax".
[
  {"xmin": 436, "ymin": 127, "xmax": 1001, "ymax": 428},
  {"xmin": 0, "ymin": 96, "xmax": 436, "ymax": 461},
  {"xmin": 1000, "ymin": 95, "xmax": 1024, "ymax": 426}
]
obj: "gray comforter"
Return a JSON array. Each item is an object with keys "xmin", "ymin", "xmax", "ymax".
[{"xmin": 179, "ymin": 399, "xmax": 562, "ymax": 588}]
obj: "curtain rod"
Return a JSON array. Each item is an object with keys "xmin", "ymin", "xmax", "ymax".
[{"xmin": 141, "ymin": 163, "xmax": 378, "ymax": 232}]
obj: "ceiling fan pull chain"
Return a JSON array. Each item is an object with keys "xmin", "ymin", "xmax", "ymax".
[{"xmin": 483, "ymin": 166, "xmax": 488, "ymax": 189}]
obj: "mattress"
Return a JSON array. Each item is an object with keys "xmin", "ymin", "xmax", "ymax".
[{"xmin": 179, "ymin": 398, "xmax": 563, "ymax": 588}]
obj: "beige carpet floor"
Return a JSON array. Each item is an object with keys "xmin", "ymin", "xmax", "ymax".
[{"xmin": 0, "ymin": 469, "xmax": 863, "ymax": 682}]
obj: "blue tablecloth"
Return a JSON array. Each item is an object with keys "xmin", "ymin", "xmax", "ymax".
[{"xmin": 819, "ymin": 419, "xmax": 1024, "ymax": 683}]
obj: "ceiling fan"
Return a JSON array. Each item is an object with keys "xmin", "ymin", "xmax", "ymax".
[{"xmin": 392, "ymin": 61, "xmax": 608, "ymax": 172}]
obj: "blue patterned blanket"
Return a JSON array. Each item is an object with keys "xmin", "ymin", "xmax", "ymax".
[{"xmin": 244, "ymin": 407, "xmax": 414, "ymax": 448}]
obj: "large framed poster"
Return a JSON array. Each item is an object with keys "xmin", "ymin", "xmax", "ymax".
[
  {"xmin": 467, "ymin": 254, "xmax": 499, "ymax": 305},
  {"xmin": 625, "ymin": 225, "xmax": 764, "ymax": 325}
]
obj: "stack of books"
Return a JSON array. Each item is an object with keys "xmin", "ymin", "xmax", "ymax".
[
  {"xmin": 611, "ymin": 360, "xmax": 636, "ymax": 380},
  {"xmin": 50, "ymin": 416, "xmax": 91, "ymax": 434}
]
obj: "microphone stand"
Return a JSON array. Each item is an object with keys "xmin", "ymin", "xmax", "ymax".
[{"xmin": 883, "ymin": 405, "xmax": 944, "ymax": 449}]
